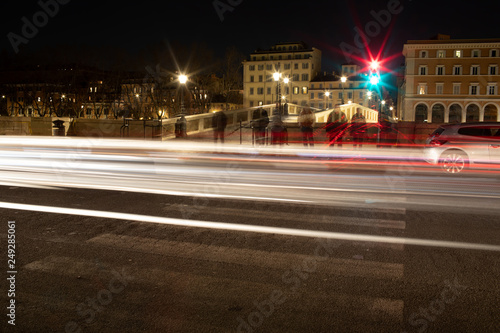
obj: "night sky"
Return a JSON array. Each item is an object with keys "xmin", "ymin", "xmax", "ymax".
[{"xmin": 1, "ymin": 0, "xmax": 499, "ymax": 73}]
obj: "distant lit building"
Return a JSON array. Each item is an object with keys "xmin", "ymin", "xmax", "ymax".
[
  {"xmin": 309, "ymin": 64, "xmax": 372, "ymax": 110},
  {"xmin": 243, "ymin": 42, "xmax": 321, "ymax": 108},
  {"xmin": 400, "ymin": 35, "xmax": 500, "ymax": 123}
]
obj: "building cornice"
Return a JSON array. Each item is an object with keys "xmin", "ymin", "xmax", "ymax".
[{"xmin": 404, "ymin": 43, "xmax": 500, "ymax": 51}]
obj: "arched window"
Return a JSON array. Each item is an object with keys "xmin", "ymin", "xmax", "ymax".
[
  {"xmin": 432, "ymin": 104, "xmax": 445, "ymax": 123},
  {"xmin": 415, "ymin": 104, "xmax": 428, "ymax": 122},
  {"xmin": 449, "ymin": 104, "xmax": 462, "ymax": 123},
  {"xmin": 484, "ymin": 104, "xmax": 498, "ymax": 122},
  {"xmin": 466, "ymin": 104, "xmax": 480, "ymax": 122}
]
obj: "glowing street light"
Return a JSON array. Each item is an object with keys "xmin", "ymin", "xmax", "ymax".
[
  {"xmin": 178, "ymin": 74, "xmax": 188, "ymax": 115},
  {"xmin": 178, "ymin": 74, "xmax": 188, "ymax": 84},
  {"xmin": 273, "ymin": 72, "xmax": 290, "ymax": 116},
  {"xmin": 340, "ymin": 76, "xmax": 347, "ymax": 104}
]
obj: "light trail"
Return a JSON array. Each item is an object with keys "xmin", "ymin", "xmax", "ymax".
[{"xmin": 1, "ymin": 201, "xmax": 499, "ymax": 252}]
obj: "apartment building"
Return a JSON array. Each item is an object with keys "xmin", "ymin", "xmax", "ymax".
[
  {"xmin": 400, "ymin": 35, "xmax": 500, "ymax": 123},
  {"xmin": 242, "ymin": 42, "xmax": 321, "ymax": 108},
  {"xmin": 309, "ymin": 64, "xmax": 372, "ymax": 110}
]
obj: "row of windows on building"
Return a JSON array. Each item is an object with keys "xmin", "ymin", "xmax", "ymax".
[
  {"xmin": 311, "ymin": 83, "xmax": 355, "ymax": 89},
  {"xmin": 419, "ymin": 49, "xmax": 499, "ymax": 58},
  {"xmin": 418, "ymin": 64, "xmax": 498, "ymax": 75},
  {"xmin": 249, "ymin": 86, "xmax": 309, "ymax": 95},
  {"xmin": 311, "ymin": 91, "xmax": 364, "ymax": 100},
  {"xmin": 249, "ymin": 74, "xmax": 310, "ymax": 82},
  {"xmin": 247, "ymin": 100, "xmax": 365, "ymax": 109},
  {"xmin": 250, "ymin": 53, "xmax": 313, "ymax": 61},
  {"xmin": 417, "ymin": 83, "xmax": 498, "ymax": 95},
  {"xmin": 10, "ymin": 96, "xmax": 78, "ymax": 103},
  {"xmin": 249, "ymin": 63, "xmax": 313, "ymax": 71}
]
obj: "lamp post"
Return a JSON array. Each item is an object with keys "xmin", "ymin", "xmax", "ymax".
[
  {"xmin": 178, "ymin": 74, "xmax": 188, "ymax": 116},
  {"xmin": 340, "ymin": 76, "xmax": 347, "ymax": 104},
  {"xmin": 273, "ymin": 72, "xmax": 282, "ymax": 115}
]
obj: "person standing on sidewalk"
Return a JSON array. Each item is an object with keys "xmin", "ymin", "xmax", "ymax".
[
  {"xmin": 350, "ymin": 112, "xmax": 366, "ymax": 149},
  {"xmin": 212, "ymin": 111, "xmax": 228, "ymax": 143},
  {"xmin": 252, "ymin": 108, "xmax": 269, "ymax": 145},
  {"xmin": 326, "ymin": 108, "xmax": 347, "ymax": 148},
  {"xmin": 298, "ymin": 107, "xmax": 315, "ymax": 147}
]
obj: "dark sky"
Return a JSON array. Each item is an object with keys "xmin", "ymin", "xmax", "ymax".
[{"xmin": 1, "ymin": 0, "xmax": 499, "ymax": 73}]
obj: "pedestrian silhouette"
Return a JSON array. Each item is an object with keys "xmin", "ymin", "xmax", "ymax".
[
  {"xmin": 212, "ymin": 111, "xmax": 228, "ymax": 143},
  {"xmin": 298, "ymin": 107, "xmax": 315, "ymax": 147},
  {"xmin": 350, "ymin": 112, "xmax": 366, "ymax": 149},
  {"xmin": 252, "ymin": 108, "xmax": 269, "ymax": 145},
  {"xmin": 326, "ymin": 108, "xmax": 347, "ymax": 148}
]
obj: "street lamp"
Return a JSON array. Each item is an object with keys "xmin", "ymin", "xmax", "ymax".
[
  {"xmin": 178, "ymin": 74, "xmax": 188, "ymax": 115},
  {"xmin": 340, "ymin": 76, "xmax": 347, "ymax": 104},
  {"xmin": 274, "ymin": 72, "xmax": 289, "ymax": 116},
  {"xmin": 325, "ymin": 91, "xmax": 330, "ymax": 110}
]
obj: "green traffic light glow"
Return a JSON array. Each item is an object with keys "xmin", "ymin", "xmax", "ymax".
[{"xmin": 370, "ymin": 75, "xmax": 380, "ymax": 85}]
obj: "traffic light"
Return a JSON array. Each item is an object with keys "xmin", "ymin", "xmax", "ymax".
[{"xmin": 369, "ymin": 61, "xmax": 380, "ymax": 85}]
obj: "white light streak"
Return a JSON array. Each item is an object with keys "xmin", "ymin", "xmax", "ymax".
[{"xmin": 1, "ymin": 202, "xmax": 499, "ymax": 252}]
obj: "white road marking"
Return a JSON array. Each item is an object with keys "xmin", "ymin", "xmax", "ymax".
[{"xmin": 1, "ymin": 201, "xmax": 499, "ymax": 252}]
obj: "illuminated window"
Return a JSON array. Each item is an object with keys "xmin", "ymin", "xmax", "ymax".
[
  {"xmin": 302, "ymin": 87, "xmax": 308, "ymax": 94},
  {"xmin": 418, "ymin": 84, "xmax": 427, "ymax": 95},
  {"xmin": 437, "ymin": 50, "xmax": 445, "ymax": 58},
  {"xmin": 293, "ymin": 87, "xmax": 299, "ymax": 95},
  {"xmin": 454, "ymin": 50, "xmax": 462, "ymax": 58}
]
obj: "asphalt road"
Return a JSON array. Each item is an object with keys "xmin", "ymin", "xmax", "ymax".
[{"xmin": 1, "ymin": 138, "xmax": 499, "ymax": 333}]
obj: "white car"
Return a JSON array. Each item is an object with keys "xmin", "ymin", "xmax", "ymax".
[{"xmin": 424, "ymin": 122, "xmax": 500, "ymax": 173}]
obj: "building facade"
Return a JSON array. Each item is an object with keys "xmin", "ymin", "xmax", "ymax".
[
  {"xmin": 400, "ymin": 35, "xmax": 500, "ymax": 123},
  {"xmin": 309, "ymin": 64, "xmax": 372, "ymax": 110},
  {"xmin": 243, "ymin": 42, "xmax": 321, "ymax": 108}
]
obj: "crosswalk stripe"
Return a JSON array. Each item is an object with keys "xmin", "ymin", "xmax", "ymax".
[
  {"xmin": 172, "ymin": 204, "xmax": 407, "ymax": 230},
  {"xmin": 87, "ymin": 233, "xmax": 404, "ymax": 281}
]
